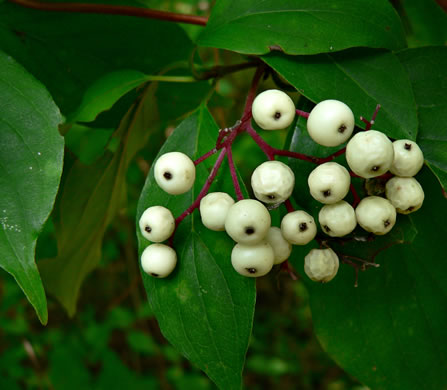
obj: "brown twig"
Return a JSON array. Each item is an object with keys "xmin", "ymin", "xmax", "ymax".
[{"xmin": 7, "ymin": 0, "xmax": 208, "ymax": 26}]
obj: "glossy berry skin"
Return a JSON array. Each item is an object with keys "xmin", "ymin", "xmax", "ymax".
[
  {"xmin": 251, "ymin": 89, "xmax": 296, "ymax": 130},
  {"xmin": 231, "ymin": 241, "xmax": 275, "ymax": 277},
  {"xmin": 306, "ymin": 100, "xmax": 355, "ymax": 147},
  {"xmin": 154, "ymin": 152, "xmax": 196, "ymax": 195},
  {"xmin": 304, "ymin": 248, "xmax": 339, "ymax": 283},
  {"xmin": 308, "ymin": 162, "xmax": 350, "ymax": 204},
  {"xmin": 200, "ymin": 192, "xmax": 235, "ymax": 231},
  {"xmin": 265, "ymin": 227, "xmax": 292, "ymax": 265},
  {"xmin": 251, "ymin": 160, "xmax": 295, "ymax": 204},
  {"xmin": 319, "ymin": 200, "xmax": 357, "ymax": 237},
  {"xmin": 139, "ymin": 206, "xmax": 175, "ymax": 242},
  {"xmin": 281, "ymin": 210, "xmax": 317, "ymax": 245},
  {"xmin": 141, "ymin": 244, "xmax": 177, "ymax": 278},
  {"xmin": 225, "ymin": 199, "xmax": 271, "ymax": 245},
  {"xmin": 346, "ymin": 130, "xmax": 394, "ymax": 178},
  {"xmin": 385, "ymin": 177, "xmax": 424, "ymax": 214},
  {"xmin": 390, "ymin": 140, "xmax": 424, "ymax": 177},
  {"xmin": 355, "ymin": 196, "xmax": 396, "ymax": 235}
]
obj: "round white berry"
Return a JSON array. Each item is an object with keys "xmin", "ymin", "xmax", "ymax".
[
  {"xmin": 265, "ymin": 227, "xmax": 292, "ymax": 265},
  {"xmin": 251, "ymin": 160, "xmax": 295, "ymax": 204},
  {"xmin": 231, "ymin": 241, "xmax": 275, "ymax": 277},
  {"xmin": 306, "ymin": 100, "xmax": 355, "ymax": 147},
  {"xmin": 141, "ymin": 244, "xmax": 177, "ymax": 278},
  {"xmin": 199, "ymin": 192, "xmax": 235, "ymax": 231},
  {"xmin": 139, "ymin": 206, "xmax": 175, "ymax": 242},
  {"xmin": 385, "ymin": 177, "xmax": 424, "ymax": 214},
  {"xmin": 154, "ymin": 152, "xmax": 196, "ymax": 195},
  {"xmin": 225, "ymin": 199, "xmax": 271, "ymax": 244},
  {"xmin": 281, "ymin": 210, "xmax": 317, "ymax": 245},
  {"xmin": 355, "ymin": 196, "xmax": 396, "ymax": 235},
  {"xmin": 304, "ymin": 248, "xmax": 339, "ymax": 283},
  {"xmin": 346, "ymin": 130, "xmax": 394, "ymax": 178},
  {"xmin": 390, "ymin": 140, "xmax": 424, "ymax": 177},
  {"xmin": 319, "ymin": 200, "xmax": 357, "ymax": 237},
  {"xmin": 251, "ymin": 89, "xmax": 295, "ymax": 130},
  {"xmin": 308, "ymin": 162, "xmax": 350, "ymax": 204}
]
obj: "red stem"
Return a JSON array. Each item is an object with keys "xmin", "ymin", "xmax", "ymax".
[
  {"xmin": 226, "ymin": 146, "xmax": 244, "ymax": 201},
  {"xmin": 7, "ymin": 0, "xmax": 208, "ymax": 25},
  {"xmin": 194, "ymin": 148, "xmax": 217, "ymax": 166},
  {"xmin": 296, "ymin": 109, "xmax": 310, "ymax": 119},
  {"xmin": 284, "ymin": 199, "xmax": 295, "ymax": 213},
  {"xmin": 314, "ymin": 147, "xmax": 346, "ymax": 164},
  {"xmin": 175, "ymin": 149, "xmax": 227, "ymax": 226},
  {"xmin": 360, "ymin": 104, "xmax": 381, "ymax": 131},
  {"xmin": 241, "ymin": 66, "xmax": 265, "ymax": 122},
  {"xmin": 245, "ymin": 125, "xmax": 275, "ymax": 160}
]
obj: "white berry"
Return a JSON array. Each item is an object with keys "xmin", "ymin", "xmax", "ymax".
[
  {"xmin": 390, "ymin": 140, "xmax": 424, "ymax": 177},
  {"xmin": 355, "ymin": 196, "xmax": 396, "ymax": 235},
  {"xmin": 308, "ymin": 162, "xmax": 350, "ymax": 204},
  {"xmin": 251, "ymin": 89, "xmax": 295, "ymax": 130},
  {"xmin": 225, "ymin": 199, "xmax": 271, "ymax": 244},
  {"xmin": 231, "ymin": 241, "xmax": 275, "ymax": 277},
  {"xmin": 141, "ymin": 244, "xmax": 177, "ymax": 278},
  {"xmin": 154, "ymin": 152, "xmax": 196, "ymax": 195},
  {"xmin": 319, "ymin": 200, "xmax": 357, "ymax": 237},
  {"xmin": 199, "ymin": 192, "xmax": 235, "ymax": 231},
  {"xmin": 265, "ymin": 227, "xmax": 292, "ymax": 265},
  {"xmin": 346, "ymin": 130, "xmax": 394, "ymax": 178},
  {"xmin": 139, "ymin": 206, "xmax": 175, "ymax": 242},
  {"xmin": 281, "ymin": 210, "xmax": 317, "ymax": 245},
  {"xmin": 304, "ymin": 248, "xmax": 339, "ymax": 283},
  {"xmin": 306, "ymin": 100, "xmax": 355, "ymax": 147},
  {"xmin": 251, "ymin": 160, "xmax": 295, "ymax": 204},
  {"xmin": 385, "ymin": 177, "xmax": 424, "ymax": 214}
]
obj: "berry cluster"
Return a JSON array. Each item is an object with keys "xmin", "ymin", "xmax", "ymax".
[{"xmin": 138, "ymin": 79, "xmax": 425, "ymax": 285}]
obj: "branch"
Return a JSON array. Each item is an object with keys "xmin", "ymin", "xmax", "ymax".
[{"xmin": 7, "ymin": 0, "xmax": 208, "ymax": 26}]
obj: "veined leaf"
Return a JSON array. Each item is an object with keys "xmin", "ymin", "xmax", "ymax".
[
  {"xmin": 137, "ymin": 106, "xmax": 255, "ymax": 390},
  {"xmin": 397, "ymin": 46, "xmax": 447, "ymax": 190},
  {"xmin": 264, "ymin": 48, "xmax": 418, "ymax": 140},
  {"xmin": 0, "ymin": 51, "xmax": 63, "ymax": 324},
  {"xmin": 0, "ymin": 3, "xmax": 193, "ymax": 116},
  {"xmin": 197, "ymin": 0, "xmax": 406, "ymax": 55}
]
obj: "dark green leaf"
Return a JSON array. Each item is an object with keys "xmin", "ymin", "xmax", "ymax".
[
  {"xmin": 197, "ymin": 0, "xmax": 406, "ymax": 55},
  {"xmin": 397, "ymin": 0, "xmax": 447, "ymax": 48},
  {"xmin": 264, "ymin": 48, "xmax": 418, "ymax": 140},
  {"xmin": 0, "ymin": 50, "xmax": 63, "ymax": 324},
  {"xmin": 67, "ymin": 70, "xmax": 149, "ymax": 123},
  {"xmin": 64, "ymin": 124, "xmax": 114, "ymax": 165},
  {"xmin": 137, "ymin": 106, "xmax": 255, "ymax": 390},
  {"xmin": 39, "ymin": 85, "xmax": 160, "ymax": 316},
  {"xmin": 397, "ymin": 46, "xmax": 447, "ymax": 190},
  {"xmin": 39, "ymin": 78, "xmax": 211, "ymax": 316},
  {"xmin": 0, "ymin": 3, "xmax": 193, "ymax": 116},
  {"xmin": 290, "ymin": 168, "xmax": 447, "ymax": 390}
]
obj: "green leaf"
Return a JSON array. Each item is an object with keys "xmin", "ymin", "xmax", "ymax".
[
  {"xmin": 67, "ymin": 70, "xmax": 149, "ymax": 123},
  {"xmin": 291, "ymin": 168, "xmax": 447, "ymax": 390},
  {"xmin": 264, "ymin": 48, "xmax": 418, "ymax": 140},
  {"xmin": 39, "ymin": 85, "xmax": 160, "ymax": 316},
  {"xmin": 39, "ymin": 77, "xmax": 211, "ymax": 316},
  {"xmin": 0, "ymin": 3, "xmax": 193, "ymax": 116},
  {"xmin": 0, "ymin": 50, "xmax": 63, "ymax": 324},
  {"xmin": 197, "ymin": 0, "xmax": 406, "ymax": 55},
  {"xmin": 64, "ymin": 124, "xmax": 114, "ymax": 165},
  {"xmin": 397, "ymin": 46, "xmax": 447, "ymax": 190},
  {"xmin": 398, "ymin": 0, "xmax": 447, "ymax": 48},
  {"xmin": 137, "ymin": 106, "xmax": 255, "ymax": 390}
]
